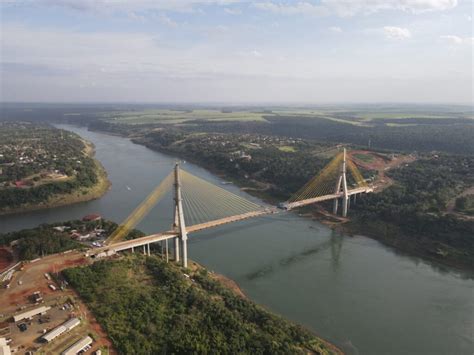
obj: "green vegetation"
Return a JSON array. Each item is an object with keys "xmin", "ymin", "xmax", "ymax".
[
  {"xmin": 278, "ymin": 145, "xmax": 297, "ymax": 153},
  {"xmin": 0, "ymin": 122, "xmax": 108, "ymax": 213},
  {"xmin": 352, "ymin": 153, "xmax": 374, "ymax": 163},
  {"xmin": 350, "ymin": 155, "xmax": 474, "ymax": 269},
  {"xmin": 0, "ymin": 220, "xmax": 144, "ymax": 260},
  {"xmin": 133, "ymin": 130, "xmax": 337, "ymax": 197},
  {"xmin": 100, "ymin": 109, "xmax": 268, "ymax": 125},
  {"xmin": 455, "ymin": 195, "xmax": 474, "ymax": 216},
  {"xmin": 63, "ymin": 255, "xmax": 337, "ymax": 354}
]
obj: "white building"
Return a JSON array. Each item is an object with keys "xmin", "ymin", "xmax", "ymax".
[
  {"xmin": 13, "ymin": 306, "xmax": 51, "ymax": 322},
  {"xmin": 41, "ymin": 318, "xmax": 81, "ymax": 343},
  {"xmin": 0, "ymin": 338, "xmax": 11, "ymax": 355},
  {"xmin": 61, "ymin": 336, "xmax": 93, "ymax": 355}
]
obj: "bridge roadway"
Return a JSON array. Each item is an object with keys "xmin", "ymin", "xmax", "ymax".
[
  {"xmin": 87, "ymin": 208, "xmax": 276, "ymax": 256},
  {"xmin": 285, "ymin": 187, "xmax": 373, "ymax": 210},
  {"xmin": 87, "ymin": 187, "xmax": 372, "ymax": 257}
]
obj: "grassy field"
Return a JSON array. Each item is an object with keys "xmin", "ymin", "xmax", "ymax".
[
  {"xmin": 352, "ymin": 153, "xmax": 375, "ymax": 163},
  {"xmin": 278, "ymin": 145, "xmax": 297, "ymax": 152},
  {"xmin": 101, "ymin": 109, "xmax": 268, "ymax": 125}
]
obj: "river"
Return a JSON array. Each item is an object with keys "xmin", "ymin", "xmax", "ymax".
[{"xmin": 1, "ymin": 125, "xmax": 473, "ymax": 355}]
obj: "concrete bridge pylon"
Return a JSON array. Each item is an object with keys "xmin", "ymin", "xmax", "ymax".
[{"xmin": 173, "ymin": 163, "xmax": 188, "ymax": 268}]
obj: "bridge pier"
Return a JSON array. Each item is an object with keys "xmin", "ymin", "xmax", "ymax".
[
  {"xmin": 342, "ymin": 196, "xmax": 348, "ymax": 217},
  {"xmin": 174, "ymin": 237, "xmax": 180, "ymax": 262},
  {"xmin": 333, "ymin": 175, "xmax": 342, "ymax": 215},
  {"xmin": 147, "ymin": 243, "xmax": 151, "ymax": 256}
]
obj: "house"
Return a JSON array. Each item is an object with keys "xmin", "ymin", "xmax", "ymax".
[
  {"xmin": 14, "ymin": 181, "xmax": 25, "ymax": 188},
  {"xmin": 82, "ymin": 214, "xmax": 102, "ymax": 222}
]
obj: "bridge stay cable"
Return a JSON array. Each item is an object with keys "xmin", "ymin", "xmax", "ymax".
[
  {"xmin": 99, "ymin": 150, "xmax": 372, "ymax": 266},
  {"xmin": 106, "ymin": 172, "xmax": 174, "ymax": 245}
]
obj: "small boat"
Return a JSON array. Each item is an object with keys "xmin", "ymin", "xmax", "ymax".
[{"xmin": 126, "ymin": 186, "xmax": 131, "ymax": 191}]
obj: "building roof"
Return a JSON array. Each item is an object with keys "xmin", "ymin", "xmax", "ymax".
[
  {"xmin": 13, "ymin": 306, "xmax": 51, "ymax": 322},
  {"xmin": 82, "ymin": 214, "xmax": 101, "ymax": 221},
  {"xmin": 63, "ymin": 318, "xmax": 80, "ymax": 330},
  {"xmin": 41, "ymin": 318, "xmax": 80, "ymax": 343},
  {"xmin": 42, "ymin": 326, "xmax": 66, "ymax": 342},
  {"xmin": 61, "ymin": 336, "xmax": 93, "ymax": 355},
  {"xmin": 0, "ymin": 339, "xmax": 10, "ymax": 355}
]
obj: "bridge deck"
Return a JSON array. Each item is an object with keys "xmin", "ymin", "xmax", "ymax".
[
  {"xmin": 89, "ymin": 188, "xmax": 372, "ymax": 256},
  {"xmin": 88, "ymin": 209, "xmax": 275, "ymax": 255},
  {"xmin": 286, "ymin": 187, "xmax": 373, "ymax": 210}
]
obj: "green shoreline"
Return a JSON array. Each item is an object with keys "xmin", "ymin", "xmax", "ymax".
[{"xmin": 0, "ymin": 140, "xmax": 111, "ymax": 216}]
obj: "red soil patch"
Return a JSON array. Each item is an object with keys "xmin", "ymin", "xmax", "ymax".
[
  {"xmin": 349, "ymin": 150, "xmax": 416, "ymax": 192},
  {"xmin": 0, "ymin": 248, "xmax": 14, "ymax": 273}
]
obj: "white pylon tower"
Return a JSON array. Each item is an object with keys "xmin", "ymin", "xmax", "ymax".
[
  {"xmin": 333, "ymin": 148, "xmax": 349, "ymax": 217},
  {"xmin": 341, "ymin": 148, "xmax": 349, "ymax": 217},
  {"xmin": 173, "ymin": 163, "xmax": 188, "ymax": 268}
]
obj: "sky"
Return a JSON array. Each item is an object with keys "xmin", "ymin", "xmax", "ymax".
[{"xmin": 0, "ymin": 0, "xmax": 473, "ymax": 104}]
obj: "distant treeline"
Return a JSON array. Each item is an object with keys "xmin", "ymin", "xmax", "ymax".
[{"xmin": 185, "ymin": 116, "xmax": 474, "ymax": 155}]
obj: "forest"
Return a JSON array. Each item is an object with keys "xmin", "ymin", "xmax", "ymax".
[
  {"xmin": 63, "ymin": 255, "xmax": 337, "ymax": 354},
  {"xmin": 350, "ymin": 155, "xmax": 474, "ymax": 269}
]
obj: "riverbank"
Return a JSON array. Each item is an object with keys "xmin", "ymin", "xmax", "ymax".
[
  {"xmin": 0, "ymin": 139, "xmax": 111, "ymax": 216},
  {"xmin": 63, "ymin": 254, "xmax": 343, "ymax": 354},
  {"xmin": 187, "ymin": 259, "xmax": 344, "ymax": 354}
]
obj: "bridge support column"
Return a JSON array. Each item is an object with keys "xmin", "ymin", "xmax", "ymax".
[
  {"xmin": 174, "ymin": 237, "xmax": 180, "ymax": 262},
  {"xmin": 333, "ymin": 175, "xmax": 343, "ymax": 215},
  {"xmin": 147, "ymin": 243, "xmax": 151, "ymax": 256},
  {"xmin": 131, "ymin": 246, "xmax": 134, "ymax": 253},
  {"xmin": 143, "ymin": 245, "xmax": 146, "ymax": 255},
  {"xmin": 174, "ymin": 163, "xmax": 188, "ymax": 268}
]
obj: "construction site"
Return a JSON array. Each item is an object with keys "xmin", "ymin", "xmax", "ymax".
[{"xmin": 0, "ymin": 251, "xmax": 113, "ymax": 354}]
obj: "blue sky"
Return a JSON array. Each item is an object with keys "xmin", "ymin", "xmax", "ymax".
[{"xmin": 1, "ymin": 0, "xmax": 472, "ymax": 103}]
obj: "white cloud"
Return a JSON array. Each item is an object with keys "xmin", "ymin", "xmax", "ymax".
[
  {"xmin": 440, "ymin": 35, "xmax": 463, "ymax": 44},
  {"xmin": 8, "ymin": 0, "xmax": 245, "ymax": 13},
  {"xmin": 252, "ymin": 2, "xmax": 329, "ymax": 16},
  {"xmin": 328, "ymin": 26, "xmax": 342, "ymax": 33},
  {"xmin": 383, "ymin": 26, "xmax": 412, "ymax": 40},
  {"xmin": 224, "ymin": 7, "xmax": 242, "ymax": 15},
  {"xmin": 440, "ymin": 35, "xmax": 474, "ymax": 45},
  {"xmin": 253, "ymin": 0, "xmax": 458, "ymax": 17},
  {"xmin": 158, "ymin": 14, "xmax": 178, "ymax": 27}
]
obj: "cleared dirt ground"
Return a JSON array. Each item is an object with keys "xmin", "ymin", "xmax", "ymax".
[
  {"xmin": 0, "ymin": 251, "xmax": 115, "ymax": 354},
  {"xmin": 349, "ymin": 150, "xmax": 416, "ymax": 191}
]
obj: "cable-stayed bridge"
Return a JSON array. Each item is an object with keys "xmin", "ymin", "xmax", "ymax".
[{"xmin": 87, "ymin": 148, "xmax": 373, "ymax": 267}]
